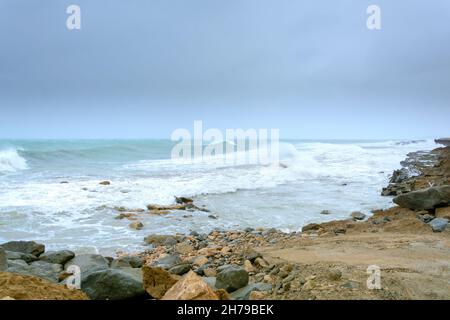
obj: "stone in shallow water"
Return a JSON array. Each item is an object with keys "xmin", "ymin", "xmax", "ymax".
[{"xmin": 350, "ymin": 211, "xmax": 366, "ymax": 221}]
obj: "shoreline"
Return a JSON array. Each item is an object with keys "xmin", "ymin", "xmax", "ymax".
[{"xmin": 1, "ymin": 145, "xmax": 450, "ymax": 300}]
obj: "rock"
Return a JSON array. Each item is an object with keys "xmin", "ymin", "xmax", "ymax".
[
  {"xmin": 99, "ymin": 180, "xmax": 110, "ymax": 185},
  {"xmin": 428, "ymin": 218, "xmax": 449, "ymax": 232},
  {"xmin": 81, "ymin": 268, "xmax": 145, "ymax": 300},
  {"xmin": 320, "ymin": 210, "xmax": 331, "ymax": 215},
  {"xmin": 350, "ymin": 211, "xmax": 366, "ymax": 221},
  {"xmin": 175, "ymin": 242, "xmax": 194, "ymax": 254},
  {"xmin": 156, "ymin": 254, "xmax": 183, "ymax": 270},
  {"xmin": 116, "ymin": 256, "xmax": 143, "ymax": 268},
  {"xmin": 7, "ymin": 259, "xmax": 28, "ymax": 268},
  {"xmin": 169, "ymin": 263, "xmax": 191, "ymax": 275},
  {"xmin": 244, "ymin": 260, "xmax": 255, "ymax": 273},
  {"xmin": 389, "ymin": 168, "xmax": 410, "ymax": 183},
  {"xmin": 7, "ymin": 260, "xmax": 62, "ymax": 283},
  {"xmin": 215, "ymin": 265, "xmax": 249, "ymax": 292},
  {"xmin": 393, "ymin": 185, "xmax": 450, "ymax": 210},
  {"xmin": 39, "ymin": 250, "xmax": 75, "ymax": 265},
  {"xmin": 436, "ymin": 206, "xmax": 450, "ymax": 220},
  {"xmin": 144, "ymin": 235, "xmax": 179, "ymax": 246},
  {"xmin": 142, "ymin": 266, "xmax": 179, "ymax": 299},
  {"xmin": 0, "ymin": 272, "xmax": 88, "ymax": 300},
  {"xmin": 174, "ymin": 196, "xmax": 194, "ymax": 204},
  {"xmin": 302, "ymin": 223, "xmax": 321, "ymax": 232},
  {"xmin": 0, "ymin": 241, "xmax": 45, "ymax": 256},
  {"xmin": 64, "ymin": 254, "xmax": 109, "ymax": 278},
  {"xmin": 230, "ymin": 283, "xmax": 272, "ymax": 300},
  {"xmin": 5, "ymin": 251, "xmax": 38, "ymax": 263},
  {"xmin": 129, "ymin": 221, "xmax": 144, "ymax": 230},
  {"xmin": 0, "ymin": 247, "xmax": 6, "ymax": 272},
  {"xmin": 161, "ymin": 271, "xmax": 219, "ymax": 300},
  {"xmin": 193, "ymin": 255, "xmax": 209, "ymax": 267}
]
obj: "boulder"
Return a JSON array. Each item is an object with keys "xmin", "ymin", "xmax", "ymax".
[
  {"xmin": 110, "ymin": 259, "xmax": 132, "ymax": 269},
  {"xmin": 81, "ymin": 268, "xmax": 145, "ymax": 300},
  {"xmin": 0, "ymin": 248, "xmax": 6, "ymax": 272},
  {"xmin": 0, "ymin": 241, "xmax": 45, "ymax": 256},
  {"xmin": 215, "ymin": 265, "xmax": 249, "ymax": 292},
  {"xmin": 230, "ymin": 283, "xmax": 272, "ymax": 300},
  {"xmin": 174, "ymin": 196, "xmax": 194, "ymax": 204},
  {"xmin": 39, "ymin": 250, "xmax": 75, "ymax": 265},
  {"xmin": 161, "ymin": 271, "xmax": 219, "ymax": 300},
  {"xmin": 428, "ymin": 218, "xmax": 449, "ymax": 232},
  {"xmin": 393, "ymin": 185, "xmax": 450, "ymax": 210},
  {"xmin": 5, "ymin": 251, "xmax": 38, "ymax": 263},
  {"xmin": 64, "ymin": 254, "xmax": 109, "ymax": 278},
  {"xmin": 142, "ymin": 266, "xmax": 179, "ymax": 299},
  {"xmin": 320, "ymin": 210, "xmax": 331, "ymax": 215},
  {"xmin": 6, "ymin": 260, "xmax": 62, "ymax": 283},
  {"xmin": 99, "ymin": 181, "xmax": 111, "ymax": 185},
  {"xmin": 350, "ymin": 211, "xmax": 366, "ymax": 221}
]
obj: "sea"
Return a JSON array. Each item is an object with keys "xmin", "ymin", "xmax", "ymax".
[{"xmin": 0, "ymin": 139, "xmax": 438, "ymax": 255}]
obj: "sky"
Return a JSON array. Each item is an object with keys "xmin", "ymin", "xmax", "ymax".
[{"xmin": 0, "ymin": 0, "xmax": 449, "ymax": 139}]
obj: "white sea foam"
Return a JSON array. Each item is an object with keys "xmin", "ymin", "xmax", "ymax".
[{"xmin": 0, "ymin": 148, "xmax": 28, "ymax": 173}]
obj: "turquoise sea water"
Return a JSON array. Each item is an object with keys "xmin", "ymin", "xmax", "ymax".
[{"xmin": 0, "ymin": 139, "xmax": 437, "ymax": 254}]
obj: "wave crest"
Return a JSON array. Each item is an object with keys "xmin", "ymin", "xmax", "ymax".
[{"xmin": 0, "ymin": 148, "xmax": 28, "ymax": 173}]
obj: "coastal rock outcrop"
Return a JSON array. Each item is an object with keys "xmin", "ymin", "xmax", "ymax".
[
  {"xmin": 0, "ymin": 248, "xmax": 6, "ymax": 272},
  {"xmin": 393, "ymin": 185, "xmax": 450, "ymax": 210},
  {"xmin": 64, "ymin": 254, "xmax": 109, "ymax": 277},
  {"xmin": 39, "ymin": 250, "xmax": 75, "ymax": 265}
]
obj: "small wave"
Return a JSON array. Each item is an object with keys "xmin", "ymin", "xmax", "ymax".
[{"xmin": 0, "ymin": 148, "xmax": 28, "ymax": 173}]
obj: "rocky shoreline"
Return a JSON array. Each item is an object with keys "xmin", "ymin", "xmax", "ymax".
[{"xmin": 1, "ymin": 146, "xmax": 450, "ymax": 300}]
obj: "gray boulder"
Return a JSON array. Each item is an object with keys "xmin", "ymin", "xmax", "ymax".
[
  {"xmin": 393, "ymin": 185, "xmax": 450, "ymax": 210},
  {"xmin": 81, "ymin": 268, "xmax": 145, "ymax": 300},
  {"xmin": 6, "ymin": 260, "xmax": 62, "ymax": 283},
  {"xmin": 5, "ymin": 251, "xmax": 38, "ymax": 263},
  {"xmin": 65, "ymin": 254, "xmax": 109, "ymax": 278},
  {"xmin": 39, "ymin": 250, "xmax": 75, "ymax": 265},
  {"xmin": 230, "ymin": 283, "xmax": 273, "ymax": 300},
  {"xmin": 0, "ymin": 247, "xmax": 6, "ymax": 271},
  {"xmin": 216, "ymin": 265, "xmax": 249, "ymax": 292},
  {"xmin": 0, "ymin": 241, "xmax": 45, "ymax": 256},
  {"xmin": 428, "ymin": 218, "xmax": 449, "ymax": 232},
  {"xmin": 168, "ymin": 263, "xmax": 191, "ymax": 275}
]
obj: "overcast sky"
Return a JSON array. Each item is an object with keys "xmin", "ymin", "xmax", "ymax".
[{"xmin": 0, "ymin": 0, "xmax": 449, "ymax": 139}]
